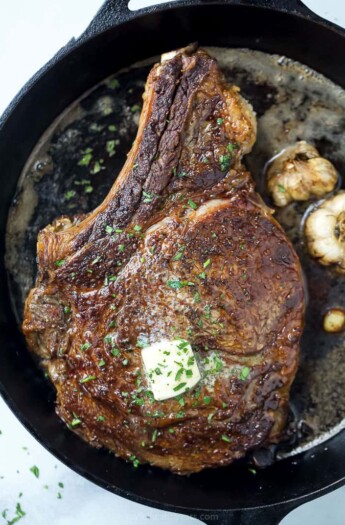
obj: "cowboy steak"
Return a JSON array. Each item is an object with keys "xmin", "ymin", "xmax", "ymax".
[{"xmin": 23, "ymin": 47, "xmax": 304, "ymax": 474}]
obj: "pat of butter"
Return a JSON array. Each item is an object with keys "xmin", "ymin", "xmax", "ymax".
[{"xmin": 141, "ymin": 339, "xmax": 201, "ymax": 401}]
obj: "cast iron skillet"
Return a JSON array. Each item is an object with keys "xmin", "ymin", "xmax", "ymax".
[{"xmin": 1, "ymin": 1, "xmax": 345, "ymax": 524}]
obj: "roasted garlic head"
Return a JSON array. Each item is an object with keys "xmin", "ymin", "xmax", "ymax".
[
  {"xmin": 267, "ymin": 141, "xmax": 338, "ymax": 207},
  {"xmin": 305, "ymin": 192, "xmax": 345, "ymax": 271}
]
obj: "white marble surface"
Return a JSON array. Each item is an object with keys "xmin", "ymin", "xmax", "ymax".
[{"xmin": 1, "ymin": 1, "xmax": 345, "ymax": 524}]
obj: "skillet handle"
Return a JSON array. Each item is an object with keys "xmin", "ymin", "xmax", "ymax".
[
  {"xmin": 79, "ymin": 0, "xmax": 325, "ymax": 42},
  {"xmin": 190, "ymin": 502, "xmax": 301, "ymax": 525},
  {"xmin": 81, "ymin": 0, "xmax": 133, "ymax": 38}
]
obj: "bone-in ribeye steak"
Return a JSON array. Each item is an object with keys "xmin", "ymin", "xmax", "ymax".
[{"xmin": 23, "ymin": 47, "xmax": 304, "ymax": 474}]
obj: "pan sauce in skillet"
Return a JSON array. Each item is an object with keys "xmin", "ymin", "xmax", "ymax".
[{"xmin": 6, "ymin": 47, "xmax": 345, "ymax": 461}]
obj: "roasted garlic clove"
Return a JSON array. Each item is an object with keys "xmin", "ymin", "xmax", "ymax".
[
  {"xmin": 267, "ymin": 141, "xmax": 338, "ymax": 207},
  {"xmin": 323, "ymin": 308, "xmax": 345, "ymax": 333},
  {"xmin": 305, "ymin": 192, "xmax": 345, "ymax": 270}
]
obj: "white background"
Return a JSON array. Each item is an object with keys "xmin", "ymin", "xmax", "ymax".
[{"xmin": 1, "ymin": 1, "xmax": 345, "ymax": 524}]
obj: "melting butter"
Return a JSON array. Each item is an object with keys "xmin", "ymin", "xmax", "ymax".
[{"xmin": 141, "ymin": 339, "xmax": 201, "ymax": 401}]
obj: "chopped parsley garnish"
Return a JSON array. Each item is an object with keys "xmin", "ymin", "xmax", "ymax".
[
  {"xmin": 90, "ymin": 160, "xmax": 104, "ymax": 174},
  {"xmin": 221, "ymin": 435, "xmax": 231, "ymax": 443},
  {"xmin": 122, "ymin": 358, "xmax": 129, "ymax": 366},
  {"xmin": 173, "ymin": 245, "xmax": 185, "ymax": 261},
  {"xmin": 30, "ymin": 465, "xmax": 39, "ymax": 478},
  {"xmin": 194, "ymin": 292, "xmax": 200, "ymax": 303},
  {"xmin": 166, "ymin": 279, "xmax": 194, "ymax": 290},
  {"xmin": 84, "ymin": 185, "xmax": 93, "ymax": 193},
  {"xmin": 118, "ymin": 244, "xmax": 125, "ymax": 253},
  {"xmin": 203, "ymin": 258, "xmax": 211, "ymax": 268},
  {"xmin": 134, "ymin": 225, "xmax": 142, "ymax": 232},
  {"xmin": 78, "ymin": 149, "xmax": 93, "ymax": 166},
  {"xmin": 129, "ymin": 455, "xmax": 140, "ymax": 468},
  {"xmin": 5, "ymin": 502, "xmax": 26, "ymax": 524},
  {"xmin": 108, "ymin": 124, "xmax": 117, "ymax": 132},
  {"xmin": 108, "ymin": 78, "xmax": 120, "ymax": 89},
  {"xmin": 74, "ymin": 179, "xmax": 91, "ymax": 187},
  {"xmin": 167, "ymin": 280, "xmax": 184, "ymax": 290},
  {"xmin": 240, "ymin": 366, "xmax": 251, "ymax": 380},
  {"xmin": 64, "ymin": 190, "xmax": 76, "ymax": 201},
  {"xmin": 219, "ymin": 154, "xmax": 231, "ymax": 172},
  {"xmin": 74, "ymin": 179, "xmax": 91, "ymax": 186},
  {"xmin": 98, "ymin": 359, "xmax": 106, "ymax": 368},
  {"xmin": 97, "ymin": 415, "xmax": 105, "ymax": 422},
  {"xmin": 152, "ymin": 429, "xmax": 158, "ymax": 442},
  {"xmin": 204, "ymin": 352, "xmax": 223, "ymax": 375},
  {"xmin": 80, "ymin": 375, "xmax": 96, "ymax": 384},
  {"xmin": 54, "ymin": 259, "xmax": 65, "ymax": 267},
  {"xmin": 80, "ymin": 342, "xmax": 91, "ymax": 351},
  {"xmin": 145, "ymin": 390, "xmax": 155, "ymax": 402},
  {"xmin": 277, "ymin": 184, "xmax": 286, "ymax": 193},
  {"xmin": 105, "ymin": 225, "xmax": 113, "ymax": 234},
  {"xmin": 131, "ymin": 104, "xmax": 141, "ymax": 113},
  {"xmin": 248, "ymin": 468, "xmax": 257, "ymax": 475},
  {"xmin": 188, "ymin": 199, "xmax": 198, "ymax": 210},
  {"xmin": 175, "ymin": 369, "xmax": 184, "ymax": 381},
  {"xmin": 177, "ymin": 171, "xmax": 188, "ymax": 178},
  {"xmin": 137, "ymin": 336, "xmax": 149, "ymax": 349},
  {"xmin": 89, "ymin": 122, "xmax": 104, "ymax": 132},
  {"xmin": 173, "ymin": 382, "xmax": 187, "ymax": 392},
  {"xmin": 193, "ymin": 389, "xmax": 200, "ymax": 399},
  {"xmin": 142, "ymin": 190, "xmax": 154, "ymax": 203},
  {"xmin": 217, "ymin": 117, "xmax": 224, "ymax": 125},
  {"xmin": 111, "ymin": 348, "xmax": 120, "ymax": 357},
  {"xmin": 106, "ymin": 140, "xmax": 116, "ymax": 157},
  {"xmin": 168, "ymin": 428, "xmax": 175, "ymax": 434},
  {"xmin": 63, "ymin": 306, "xmax": 71, "ymax": 314},
  {"xmin": 204, "ymin": 304, "xmax": 211, "ymax": 319},
  {"xmin": 227, "ymin": 142, "xmax": 237, "ymax": 155},
  {"xmin": 198, "ymin": 272, "xmax": 206, "ymax": 279},
  {"xmin": 203, "ymin": 396, "xmax": 212, "ymax": 405},
  {"xmin": 71, "ymin": 415, "xmax": 81, "ymax": 427}
]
